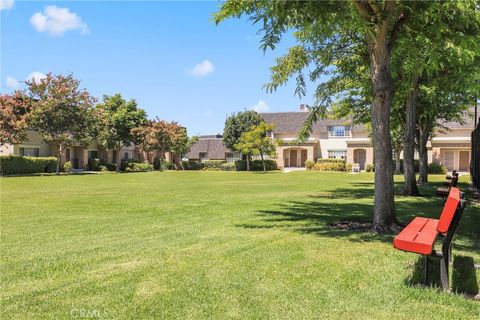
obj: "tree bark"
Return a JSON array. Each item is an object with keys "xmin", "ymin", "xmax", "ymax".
[
  {"xmin": 369, "ymin": 27, "xmax": 398, "ymax": 232},
  {"xmin": 395, "ymin": 147, "xmax": 401, "ymax": 173},
  {"xmin": 417, "ymin": 124, "xmax": 430, "ymax": 185},
  {"xmin": 403, "ymin": 81, "xmax": 420, "ymax": 196},
  {"xmin": 260, "ymin": 152, "xmax": 266, "ymax": 173},
  {"xmin": 115, "ymin": 146, "xmax": 122, "ymax": 172},
  {"xmin": 56, "ymin": 143, "xmax": 63, "ymax": 175},
  {"xmin": 246, "ymin": 154, "xmax": 250, "ymax": 171}
]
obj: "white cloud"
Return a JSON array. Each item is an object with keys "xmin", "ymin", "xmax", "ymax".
[
  {"xmin": 187, "ymin": 60, "xmax": 215, "ymax": 77},
  {"xmin": 5, "ymin": 76, "xmax": 19, "ymax": 89},
  {"xmin": 252, "ymin": 100, "xmax": 270, "ymax": 113},
  {"xmin": 26, "ymin": 72, "xmax": 47, "ymax": 83},
  {"xmin": 30, "ymin": 6, "xmax": 89, "ymax": 36},
  {"xmin": 0, "ymin": 0, "xmax": 15, "ymax": 11}
]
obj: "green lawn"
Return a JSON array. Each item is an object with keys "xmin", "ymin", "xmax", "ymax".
[{"xmin": 1, "ymin": 171, "xmax": 479, "ymax": 319}]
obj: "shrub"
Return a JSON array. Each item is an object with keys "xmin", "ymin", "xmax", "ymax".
[
  {"xmin": 203, "ymin": 160, "xmax": 226, "ymax": 170},
  {"xmin": 392, "ymin": 159, "xmax": 420, "ymax": 173},
  {"xmin": 365, "ymin": 164, "xmax": 375, "ymax": 172},
  {"xmin": 428, "ymin": 163, "xmax": 447, "ymax": 174},
  {"xmin": 182, "ymin": 161, "xmax": 204, "ymax": 170},
  {"xmin": 120, "ymin": 159, "xmax": 141, "ymax": 171},
  {"xmin": 305, "ymin": 160, "xmax": 315, "ymax": 170},
  {"xmin": 312, "ymin": 159, "xmax": 346, "ymax": 171},
  {"xmin": 124, "ymin": 162, "xmax": 153, "ymax": 172},
  {"xmin": 87, "ymin": 158, "xmax": 102, "ymax": 171},
  {"xmin": 64, "ymin": 161, "xmax": 73, "ymax": 173},
  {"xmin": 153, "ymin": 157, "xmax": 161, "ymax": 170},
  {"xmin": 162, "ymin": 160, "xmax": 176, "ymax": 170},
  {"xmin": 346, "ymin": 163, "xmax": 353, "ymax": 172},
  {"xmin": 220, "ymin": 162, "xmax": 236, "ymax": 171},
  {"xmin": 0, "ymin": 156, "xmax": 57, "ymax": 175},
  {"xmin": 235, "ymin": 159, "xmax": 277, "ymax": 171}
]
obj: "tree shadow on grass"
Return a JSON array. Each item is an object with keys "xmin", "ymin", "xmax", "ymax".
[{"xmin": 238, "ymin": 181, "xmax": 480, "ymax": 250}]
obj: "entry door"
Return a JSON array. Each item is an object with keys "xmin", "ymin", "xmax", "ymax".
[
  {"xmin": 443, "ymin": 150, "xmax": 455, "ymax": 171},
  {"xmin": 290, "ymin": 150, "xmax": 298, "ymax": 167},
  {"xmin": 301, "ymin": 150, "xmax": 307, "ymax": 167},
  {"xmin": 354, "ymin": 149, "xmax": 367, "ymax": 170},
  {"xmin": 459, "ymin": 151, "xmax": 470, "ymax": 171}
]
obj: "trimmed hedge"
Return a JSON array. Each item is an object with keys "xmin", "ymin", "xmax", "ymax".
[
  {"xmin": 182, "ymin": 161, "xmax": 205, "ymax": 170},
  {"xmin": 220, "ymin": 162, "xmax": 236, "ymax": 171},
  {"xmin": 311, "ymin": 159, "xmax": 346, "ymax": 171},
  {"xmin": 203, "ymin": 160, "xmax": 227, "ymax": 171},
  {"xmin": 0, "ymin": 155, "xmax": 57, "ymax": 175},
  {"xmin": 235, "ymin": 160, "xmax": 277, "ymax": 171},
  {"xmin": 125, "ymin": 162, "xmax": 153, "ymax": 172}
]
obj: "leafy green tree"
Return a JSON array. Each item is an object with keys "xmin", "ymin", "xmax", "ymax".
[
  {"xmin": 26, "ymin": 73, "xmax": 97, "ymax": 174},
  {"xmin": 223, "ymin": 110, "xmax": 262, "ymax": 171},
  {"xmin": 0, "ymin": 92, "xmax": 31, "ymax": 146},
  {"xmin": 235, "ymin": 122, "xmax": 277, "ymax": 173},
  {"xmin": 215, "ymin": 0, "xmax": 480, "ymax": 232},
  {"xmin": 96, "ymin": 94, "xmax": 147, "ymax": 171},
  {"xmin": 170, "ymin": 127, "xmax": 198, "ymax": 170}
]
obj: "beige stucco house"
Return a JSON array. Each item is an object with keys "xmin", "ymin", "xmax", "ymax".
[
  {"xmin": 0, "ymin": 131, "xmax": 141, "ymax": 170},
  {"xmin": 260, "ymin": 105, "xmax": 474, "ymax": 171}
]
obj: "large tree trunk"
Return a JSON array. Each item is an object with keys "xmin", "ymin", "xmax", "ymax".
[
  {"xmin": 260, "ymin": 152, "xmax": 266, "ymax": 173},
  {"xmin": 246, "ymin": 154, "xmax": 250, "ymax": 171},
  {"xmin": 115, "ymin": 146, "xmax": 122, "ymax": 172},
  {"xmin": 56, "ymin": 143, "xmax": 63, "ymax": 175},
  {"xmin": 417, "ymin": 125, "xmax": 430, "ymax": 185},
  {"xmin": 395, "ymin": 147, "xmax": 401, "ymax": 173},
  {"xmin": 403, "ymin": 81, "xmax": 420, "ymax": 196},
  {"xmin": 369, "ymin": 30, "xmax": 398, "ymax": 232}
]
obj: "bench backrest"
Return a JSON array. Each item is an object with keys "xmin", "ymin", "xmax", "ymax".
[
  {"xmin": 437, "ymin": 187, "xmax": 461, "ymax": 234},
  {"xmin": 450, "ymin": 174, "xmax": 459, "ymax": 187}
]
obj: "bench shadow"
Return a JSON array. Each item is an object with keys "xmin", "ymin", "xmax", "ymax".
[{"xmin": 405, "ymin": 255, "xmax": 479, "ymax": 296}]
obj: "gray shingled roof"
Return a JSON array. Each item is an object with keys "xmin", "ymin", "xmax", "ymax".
[
  {"xmin": 186, "ymin": 136, "xmax": 231, "ymax": 160},
  {"xmin": 440, "ymin": 110, "xmax": 476, "ymax": 129},
  {"xmin": 260, "ymin": 112, "xmax": 364, "ymax": 133}
]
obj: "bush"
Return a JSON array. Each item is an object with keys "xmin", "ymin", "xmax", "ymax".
[
  {"xmin": 346, "ymin": 163, "xmax": 353, "ymax": 172},
  {"xmin": 365, "ymin": 164, "xmax": 375, "ymax": 172},
  {"xmin": 235, "ymin": 159, "xmax": 277, "ymax": 171},
  {"xmin": 182, "ymin": 161, "xmax": 204, "ymax": 170},
  {"xmin": 64, "ymin": 161, "xmax": 73, "ymax": 173},
  {"xmin": 125, "ymin": 162, "xmax": 153, "ymax": 172},
  {"xmin": 87, "ymin": 158, "xmax": 102, "ymax": 171},
  {"xmin": 120, "ymin": 159, "xmax": 141, "ymax": 171},
  {"xmin": 220, "ymin": 162, "xmax": 236, "ymax": 171},
  {"xmin": 162, "ymin": 160, "xmax": 176, "ymax": 170},
  {"xmin": 305, "ymin": 160, "xmax": 315, "ymax": 170},
  {"xmin": 0, "ymin": 156, "xmax": 57, "ymax": 175},
  {"xmin": 393, "ymin": 159, "xmax": 420, "ymax": 173},
  {"xmin": 153, "ymin": 157, "xmax": 161, "ymax": 170},
  {"xmin": 428, "ymin": 163, "xmax": 447, "ymax": 174},
  {"xmin": 312, "ymin": 159, "xmax": 346, "ymax": 171},
  {"xmin": 203, "ymin": 160, "xmax": 227, "ymax": 171}
]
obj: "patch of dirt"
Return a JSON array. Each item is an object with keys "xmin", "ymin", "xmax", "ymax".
[{"xmin": 328, "ymin": 220, "xmax": 372, "ymax": 231}]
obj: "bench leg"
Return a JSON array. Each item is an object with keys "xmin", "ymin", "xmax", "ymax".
[
  {"xmin": 423, "ymin": 255, "xmax": 429, "ymax": 286},
  {"xmin": 440, "ymin": 252, "xmax": 449, "ymax": 291}
]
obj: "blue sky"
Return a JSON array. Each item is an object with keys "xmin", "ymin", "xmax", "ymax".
[{"xmin": 1, "ymin": 1, "xmax": 315, "ymax": 135}]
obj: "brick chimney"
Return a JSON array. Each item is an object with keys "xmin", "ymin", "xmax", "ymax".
[{"xmin": 299, "ymin": 104, "xmax": 308, "ymax": 112}]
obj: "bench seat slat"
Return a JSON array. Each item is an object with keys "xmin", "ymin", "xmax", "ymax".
[{"xmin": 393, "ymin": 217, "xmax": 439, "ymax": 255}]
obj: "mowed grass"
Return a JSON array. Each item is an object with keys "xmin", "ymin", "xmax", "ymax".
[{"xmin": 1, "ymin": 171, "xmax": 479, "ymax": 319}]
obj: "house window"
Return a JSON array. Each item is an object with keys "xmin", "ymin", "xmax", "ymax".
[
  {"xmin": 124, "ymin": 152, "xmax": 129, "ymax": 160},
  {"xmin": 225, "ymin": 152, "xmax": 241, "ymax": 163},
  {"xmin": 66, "ymin": 148, "xmax": 71, "ymax": 161},
  {"xmin": 328, "ymin": 126, "xmax": 351, "ymax": 137},
  {"xmin": 88, "ymin": 150, "xmax": 98, "ymax": 159},
  {"xmin": 328, "ymin": 150, "xmax": 347, "ymax": 159},
  {"xmin": 199, "ymin": 152, "xmax": 207, "ymax": 162},
  {"xmin": 19, "ymin": 147, "xmax": 40, "ymax": 157}
]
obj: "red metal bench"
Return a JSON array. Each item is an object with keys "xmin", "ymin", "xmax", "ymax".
[
  {"xmin": 436, "ymin": 174, "xmax": 458, "ymax": 199},
  {"xmin": 393, "ymin": 187, "xmax": 466, "ymax": 290}
]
